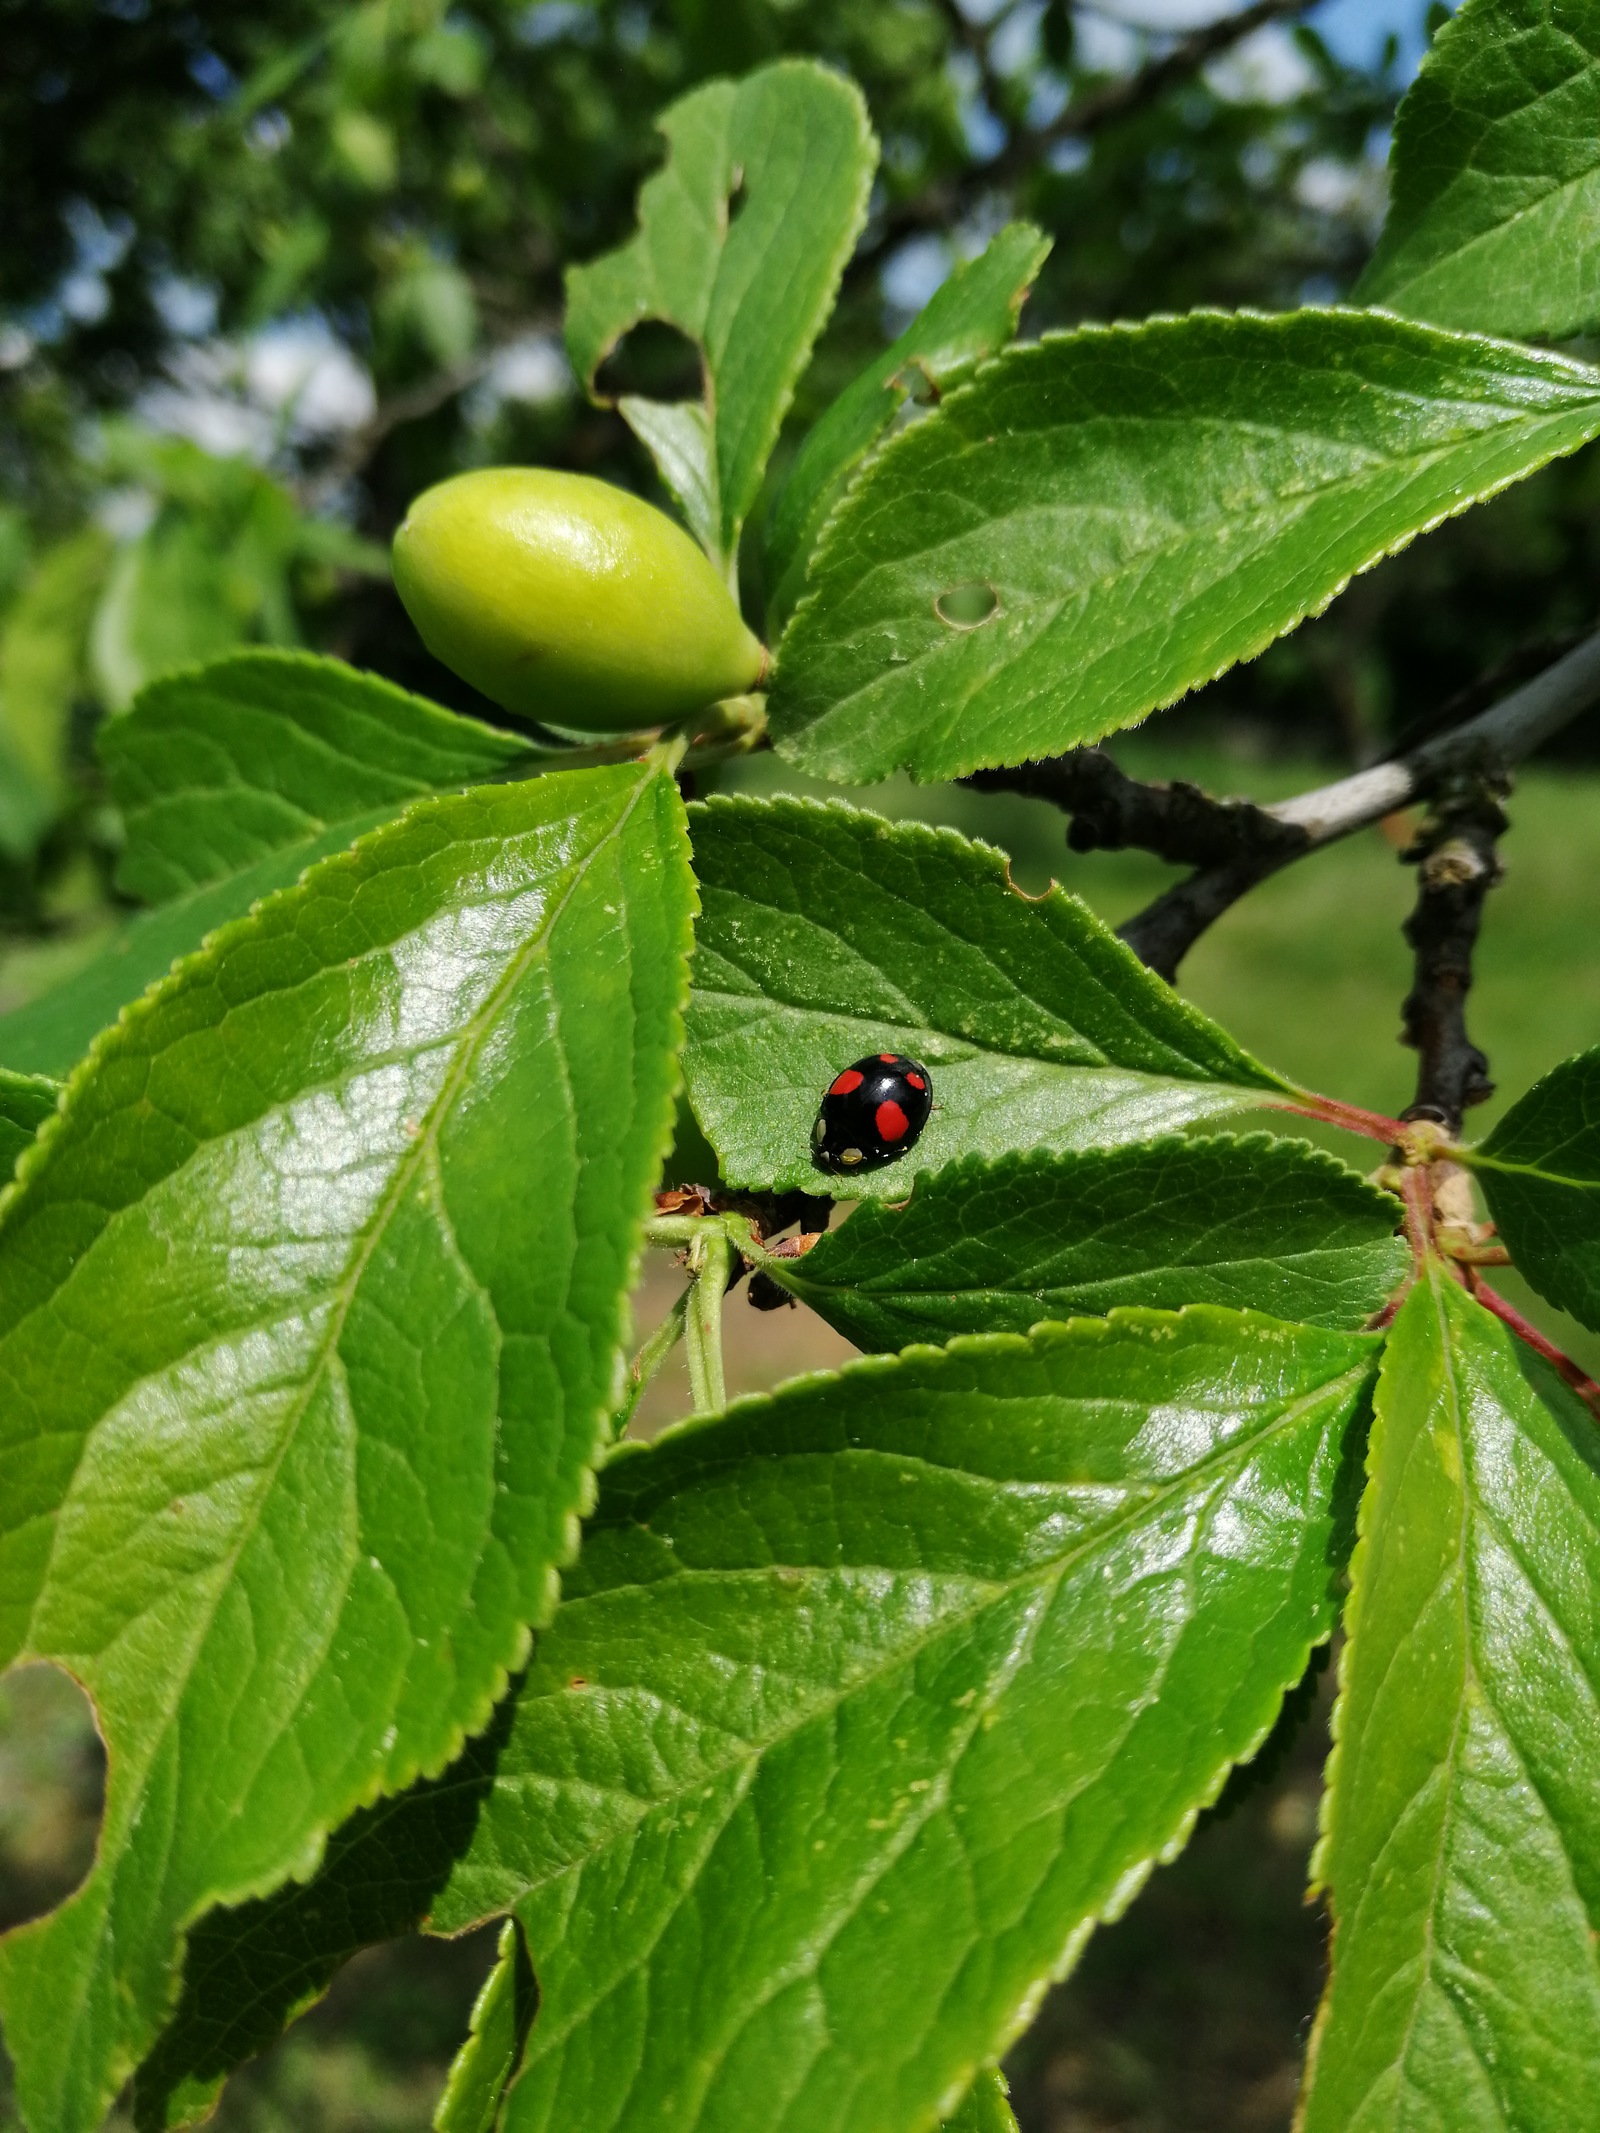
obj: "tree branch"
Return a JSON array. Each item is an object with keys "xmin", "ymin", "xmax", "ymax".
[
  {"xmin": 861, "ymin": 0, "xmax": 1309, "ymax": 261},
  {"xmin": 1111, "ymin": 624, "xmax": 1600, "ymax": 978},
  {"xmin": 966, "ymin": 749, "xmax": 1308, "ymax": 869},
  {"xmin": 1024, "ymin": 0, "xmax": 1307, "ymax": 161},
  {"xmin": 1397, "ymin": 764, "xmax": 1508, "ymax": 1131}
]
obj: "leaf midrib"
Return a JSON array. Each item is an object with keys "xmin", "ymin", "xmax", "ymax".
[
  {"xmin": 693, "ymin": 985, "xmax": 1262, "ymax": 1123},
  {"xmin": 828, "ymin": 386, "xmax": 1582, "ymax": 603},
  {"xmin": 800, "ymin": 393, "xmax": 1598, "ymax": 728},
  {"xmin": 800, "ymin": 1218, "xmax": 1388, "ymax": 1299},
  {"xmin": 1373, "ymin": 64, "xmax": 1600, "ymax": 298},
  {"xmin": 23, "ymin": 772, "xmax": 651, "ymax": 1872},
  {"xmin": 1472, "ymin": 1149, "xmax": 1600, "ymax": 1193},
  {"xmin": 513, "ymin": 1364, "xmax": 1357, "ymax": 2129},
  {"xmin": 482, "ymin": 1358, "xmax": 1369, "ymax": 1891}
]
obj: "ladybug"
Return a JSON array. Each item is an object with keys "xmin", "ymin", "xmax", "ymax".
[{"xmin": 811, "ymin": 1053, "xmax": 933, "ymax": 1175}]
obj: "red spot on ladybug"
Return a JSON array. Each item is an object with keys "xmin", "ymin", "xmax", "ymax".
[
  {"xmin": 828, "ymin": 1068, "xmax": 864, "ymax": 1096},
  {"xmin": 875, "ymin": 1100, "xmax": 909, "ymax": 1141},
  {"xmin": 905, "ymin": 1073, "xmax": 926, "ymax": 1091},
  {"xmin": 878, "ymin": 1052, "xmax": 898, "ymax": 1063}
]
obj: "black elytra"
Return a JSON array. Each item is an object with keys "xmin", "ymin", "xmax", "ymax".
[{"xmin": 811, "ymin": 1053, "xmax": 933, "ymax": 1175}]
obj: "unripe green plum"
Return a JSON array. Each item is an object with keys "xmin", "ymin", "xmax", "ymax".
[{"xmin": 392, "ymin": 467, "xmax": 767, "ymax": 732}]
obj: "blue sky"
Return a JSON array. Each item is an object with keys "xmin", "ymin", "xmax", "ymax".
[
  {"xmin": 1311, "ymin": 0, "xmax": 1437, "ymax": 74},
  {"xmin": 1088, "ymin": 0, "xmax": 1441, "ymax": 77}
]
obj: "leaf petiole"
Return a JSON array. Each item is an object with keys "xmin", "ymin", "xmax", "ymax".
[
  {"xmin": 612, "ymin": 1287, "xmax": 691, "ymax": 1439},
  {"xmin": 1466, "ymin": 1271, "xmax": 1600, "ymax": 1421},
  {"xmin": 683, "ymin": 1224, "xmax": 735, "ymax": 1413}
]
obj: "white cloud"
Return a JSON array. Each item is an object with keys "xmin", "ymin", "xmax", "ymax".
[
  {"xmin": 1206, "ymin": 23, "xmax": 1318, "ymax": 102},
  {"xmin": 245, "ymin": 323, "xmax": 376, "ymax": 438},
  {"xmin": 151, "ymin": 273, "xmax": 219, "ymax": 340},
  {"xmin": 491, "ymin": 333, "xmax": 572, "ymax": 406},
  {"xmin": 135, "ymin": 319, "xmax": 376, "ymax": 463}
]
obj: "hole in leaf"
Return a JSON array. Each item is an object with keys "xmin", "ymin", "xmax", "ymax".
[
  {"xmin": 935, "ymin": 581, "xmax": 1000, "ymax": 630},
  {"xmin": 0, "ymin": 1662, "xmax": 105, "ymax": 1929},
  {"xmin": 595, "ymin": 318, "xmax": 704, "ymax": 403}
]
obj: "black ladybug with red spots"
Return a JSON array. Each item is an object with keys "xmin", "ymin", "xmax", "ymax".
[{"xmin": 811, "ymin": 1052, "xmax": 933, "ymax": 1175}]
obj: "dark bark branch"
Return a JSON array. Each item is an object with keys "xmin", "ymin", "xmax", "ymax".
[
  {"xmin": 1103, "ymin": 623, "xmax": 1600, "ymax": 979},
  {"xmin": 1024, "ymin": 0, "xmax": 1307, "ymax": 158},
  {"xmin": 966, "ymin": 749, "xmax": 1308, "ymax": 869},
  {"xmin": 1397, "ymin": 763, "xmax": 1508, "ymax": 1132},
  {"xmin": 859, "ymin": 0, "xmax": 1309, "ymax": 263}
]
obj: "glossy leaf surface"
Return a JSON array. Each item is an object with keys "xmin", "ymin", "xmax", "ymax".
[
  {"xmin": 769, "ymin": 311, "xmax": 1600, "ymax": 782},
  {"xmin": 420, "ymin": 1311, "xmax": 1376, "ymax": 2133},
  {"xmin": 102, "ymin": 649, "xmax": 533, "ymax": 904},
  {"xmin": 0, "ymin": 808, "xmax": 403, "ymax": 1078},
  {"xmin": 773, "ymin": 1137, "xmax": 1407, "ymax": 1349},
  {"xmin": 1300, "ymin": 1268, "xmax": 1600, "ymax": 2131},
  {"xmin": 1357, "ymin": 0, "xmax": 1600, "ymax": 337},
  {"xmin": 684, "ymin": 797, "xmax": 1291, "ymax": 1194},
  {"xmin": 1470, "ymin": 1045, "xmax": 1600, "ymax": 1331},
  {"xmin": 0, "ymin": 764, "xmax": 694, "ymax": 2133},
  {"xmin": 763, "ymin": 223, "xmax": 1051, "ymax": 634},
  {"xmin": 565, "ymin": 59, "xmax": 874, "ymax": 567},
  {"xmin": 0, "ymin": 1070, "xmax": 57, "ymax": 1178}
]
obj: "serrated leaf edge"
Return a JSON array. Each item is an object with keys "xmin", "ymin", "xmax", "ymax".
[
  {"xmin": 590, "ymin": 1306, "xmax": 1378, "ymax": 2133},
  {"xmin": 0, "ymin": 767, "xmax": 696, "ymax": 2120},
  {"xmin": 771, "ymin": 306, "xmax": 1600, "ymax": 781},
  {"xmin": 687, "ymin": 789, "xmax": 1295, "ymax": 1097}
]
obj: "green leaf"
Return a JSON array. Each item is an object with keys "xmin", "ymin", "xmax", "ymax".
[
  {"xmin": 0, "ymin": 1070, "xmax": 57, "ymax": 1179},
  {"xmin": 615, "ymin": 397, "xmax": 722, "ymax": 561},
  {"xmin": 136, "ymin": 1706, "xmax": 517, "ymax": 2127},
  {"xmin": 101, "ymin": 649, "xmax": 535, "ymax": 904},
  {"xmin": 0, "ymin": 763, "xmax": 695, "ymax": 2133},
  {"xmin": 1300, "ymin": 1267, "xmax": 1600, "ymax": 2131},
  {"xmin": 770, "ymin": 1136, "xmax": 1407, "ymax": 1349},
  {"xmin": 684, "ymin": 796, "xmax": 1292, "ymax": 1195},
  {"xmin": 420, "ymin": 1310, "xmax": 1376, "ymax": 2133},
  {"xmin": 1356, "ymin": 0, "xmax": 1600, "ymax": 338},
  {"xmin": 565, "ymin": 59, "xmax": 876, "ymax": 571},
  {"xmin": 0, "ymin": 807, "xmax": 404, "ymax": 1079},
  {"xmin": 762, "ymin": 223, "xmax": 1052, "ymax": 636},
  {"xmin": 941, "ymin": 2069, "xmax": 1018, "ymax": 2133},
  {"xmin": 0, "ymin": 529, "xmax": 112, "ymax": 855},
  {"xmin": 768, "ymin": 311, "xmax": 1600, "ymax": 783},
  {"xmin": 1467, "ymin": 1045, "xmax": 1600, "ymax": 1332},
  {"xmin": 90, "ymin": 518, "xmax": 261, "ymax": 713},
  {"xmin": 134, "ymin": 1309, "xmax": 1375, "ymax": 2129},
  {"xmin": 433, "ymin": 1920, "xmax": 536, "ymax": 2133}
]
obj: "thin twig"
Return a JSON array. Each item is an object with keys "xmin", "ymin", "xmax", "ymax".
[
  {"xmin": 1115, "ymin": 624, "xmax": 1600, "ymax": 977},
  {"xmin": 1469, "ymin": 1274, "xmax": 1600, "ymax": 1421},
  {"xmin": 1023, "ymin": 0, "xmax": 1307, "ymax": 159}
]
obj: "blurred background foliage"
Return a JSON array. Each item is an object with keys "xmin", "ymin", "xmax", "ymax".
[
  {"xmin": 6, "ymin": 2, "xmax": 1600, "ymax": 2128},
  {"xmin": 0, "ymin": 0, "xmax": 1516, "ymax": 964}
]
